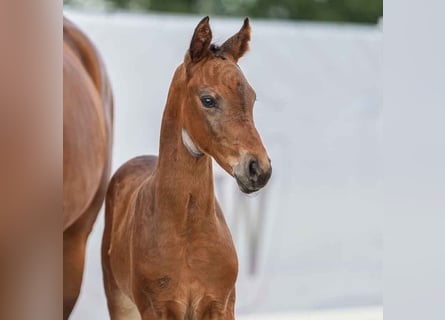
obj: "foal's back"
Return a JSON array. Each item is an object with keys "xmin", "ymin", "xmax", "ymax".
[{"xmin": 107, "ymin": 155, "xmax": 157, "ymax": 205}]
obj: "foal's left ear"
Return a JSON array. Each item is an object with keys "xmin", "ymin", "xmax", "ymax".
[
  {"xmin": 221, "ymin": 18, "xmax": 251, "ymax": 62},
  {"xmin": 189, "ymin": 16, "xmax": 212, "ymax": 63}
]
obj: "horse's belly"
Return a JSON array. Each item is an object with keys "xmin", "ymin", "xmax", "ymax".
[{"xmin": 63, "ymin": 48, "xmax": 107, "ymax": 229}]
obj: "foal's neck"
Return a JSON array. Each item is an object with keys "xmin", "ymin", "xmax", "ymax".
[{"xmin": 155, "ymin": 65, "xmax": 216, "ymax": 215}]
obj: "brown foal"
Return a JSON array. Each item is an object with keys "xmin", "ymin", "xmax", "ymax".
[
  {"xmin": 63, "ymin": 17, "xmax": 113, "ymax": 319},
  {"xmin": 102, "ymin": 17, "xmax": 271, "ymax": 319}
]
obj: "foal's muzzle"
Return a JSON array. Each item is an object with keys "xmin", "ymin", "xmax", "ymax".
[{"xmin": 233, "ymin": 155, "xmax": 272, "ymax": 194}]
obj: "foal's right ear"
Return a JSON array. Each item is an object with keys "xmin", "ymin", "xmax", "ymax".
[
  {"xmin": 221, "ymin": 17, "xmax": 251, "ymax": 62},
  {"xmin": 189, "ymin": 16, "xmax": 212, "ymax": 63}
]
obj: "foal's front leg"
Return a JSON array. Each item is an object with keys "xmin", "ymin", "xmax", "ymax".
[
  {"xmin": 139, "ymin": 304, "xmax": 185, "ymax": 320},
  {"xmin": 134, "ymin": 287, "xmax": 184, "ymax": 320}
]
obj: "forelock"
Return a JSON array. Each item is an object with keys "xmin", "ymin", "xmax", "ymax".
[{"xmin": 209, "ymin": 43, "xmax": 226, "ymax": 60}]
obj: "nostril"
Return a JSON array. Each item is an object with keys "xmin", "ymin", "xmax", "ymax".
[{"xmin": 248, "ymin": 159, "xmax": 259, "ymax": 181}]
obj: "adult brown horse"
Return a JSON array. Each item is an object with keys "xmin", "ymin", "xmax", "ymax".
[
  {"xmin": 102, "ymin": 17, "xmax": 271, "ymax": 319},
  {"xmin": 63, "ymin": 17, "xmax": 113, "ymax": 319}
]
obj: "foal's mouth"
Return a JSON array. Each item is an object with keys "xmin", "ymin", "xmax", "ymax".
[
  {"xmin": 232, "ymin": 154, "xmax": 272, "ymax": 194},
  {"xmin": 234, "ymin": 176, "xmax": 262, "ymax": 194}
]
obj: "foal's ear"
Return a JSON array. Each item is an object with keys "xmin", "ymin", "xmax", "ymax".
[
  {"xmin": 189, "ymin": 16, "xmax": 212, "ymax": 63},
  {"xmin": 221, "ymin": 18, "xmax": 251, "ymax": 62}
]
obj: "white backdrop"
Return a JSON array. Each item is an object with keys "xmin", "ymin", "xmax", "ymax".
[{"xmin": 65, "ymin": 10, "xmax": 382, "ymax": 318}]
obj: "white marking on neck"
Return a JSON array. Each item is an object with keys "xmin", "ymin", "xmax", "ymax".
[{"xmin": 181, "ymin": 128, "xmax": 204, "ymax": 158}]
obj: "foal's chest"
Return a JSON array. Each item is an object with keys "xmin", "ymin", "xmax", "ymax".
[
  {"xmin": 136, "ymin": 221, "xmax": 238, "ymax": 287},
  {"xmin": 133, "ymin": 215, "xmax": 238, "ymax": 317}
]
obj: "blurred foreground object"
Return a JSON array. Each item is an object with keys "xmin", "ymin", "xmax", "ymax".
[
  {"xmin": 0, "ymin": 1, "xmax": 61, "ymax": 319},
  {"xmin": 63, "ymin": 16, "xmax": 113, "ymax": 319}
]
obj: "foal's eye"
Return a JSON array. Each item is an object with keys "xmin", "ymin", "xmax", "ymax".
[{"xmin": 200, "ymin": 96, "xmax": 217, "ymax": 108}]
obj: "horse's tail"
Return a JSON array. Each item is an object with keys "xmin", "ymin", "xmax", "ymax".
[{"xmin": 63, "ymin": 16, "xmax": 114, "ymax": 134}]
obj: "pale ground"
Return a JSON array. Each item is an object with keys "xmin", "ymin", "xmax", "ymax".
[
  {"xmin": 65, "ymin": 9, "xmax": 382, "ymax": 319},
  {"xmin": 238, "ymin": 306, "xmax": 382, "ymax": 320}
]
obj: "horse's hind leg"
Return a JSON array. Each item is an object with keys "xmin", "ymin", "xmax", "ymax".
[
  {"xmin": 63, "ymin": 212, "xmax": 93, "ymax": 319},
  {"xmin": 63, "ymin": 227, "xmax": 85, "ymax": 319}
]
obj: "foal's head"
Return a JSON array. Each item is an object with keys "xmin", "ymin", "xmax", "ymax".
[{"xmin": 181, "ymin": 17, "xmax": 271, "ymax": 194}]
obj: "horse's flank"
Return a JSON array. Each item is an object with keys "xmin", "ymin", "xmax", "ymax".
[
  {"xmin": 63, "ymin": 17, "xmax": 113, "ymax": 229},
  {"xmin": 63, "ymin": 16, "xmax": 113, "ymax": 318}
]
